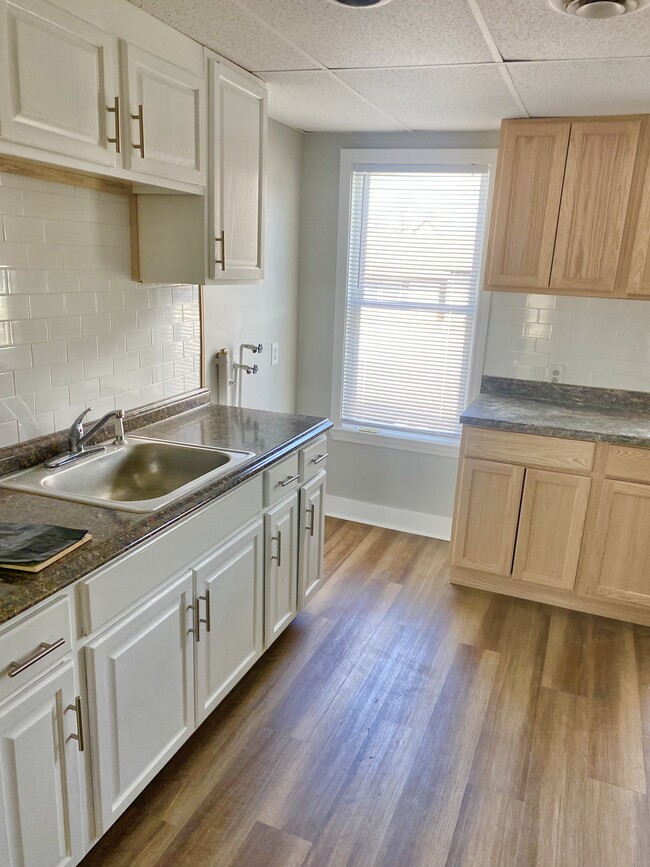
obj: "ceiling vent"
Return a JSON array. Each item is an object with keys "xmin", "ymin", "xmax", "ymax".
[
  {"xmin": 549, "ymin": 0, "xmax": 649, "ymax": 18},
  {"xmin": 325, "ymin": 0, "xmax": 393, "ymax": 7}
]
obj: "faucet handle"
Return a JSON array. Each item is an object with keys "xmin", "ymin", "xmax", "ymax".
[{"xmin": 68, "ymin": 407, "xmax": 92, "ymax": 451}]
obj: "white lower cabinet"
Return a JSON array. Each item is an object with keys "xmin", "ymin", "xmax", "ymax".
[
  {"xmin": 265, "ymin": 493, "xmax": 299, "ymax": 646},
  {"xmin": 0, "ymin": 661, "xmax": 84, "ymax": 867},
  {"xmin": 85, "ymin": 571, "xmax": 195, "ymax": 834},
  {"xmin": 299, "ymin": 471, "xmax": 326, "ymax": 608},
  {"xmin": 194, "ymin": 519, "xmax": 264, "ymax": 724}
]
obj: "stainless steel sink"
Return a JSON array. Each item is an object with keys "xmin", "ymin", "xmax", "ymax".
[{"xmin": 0, "ymin": 437, "xmax": 255, "ymax": 512}]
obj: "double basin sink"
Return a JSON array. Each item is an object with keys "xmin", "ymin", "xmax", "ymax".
[{"xmin": 0, "ymin": 437, "xmax": 255, "ymax": 512}]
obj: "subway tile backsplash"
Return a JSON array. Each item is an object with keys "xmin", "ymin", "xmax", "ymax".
[
  {"xmin": 0, "ymin": 172, "xmax": 201, "ymax": 446},
  {"xmin": 484, "ymin": 291, "xmax": 650, "ymax": 393}
]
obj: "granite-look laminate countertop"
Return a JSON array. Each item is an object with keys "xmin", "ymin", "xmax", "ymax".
[
  {"xmin": 462, "ymin": 377, "xmax": 650, "ymax": 446},
  {"xmin": 0, "ymin": 402, "xmax": 331, "ymax": 626}
]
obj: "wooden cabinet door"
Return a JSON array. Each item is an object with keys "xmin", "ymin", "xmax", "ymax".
[
  {"xmin": 485, "ymin": 120, "xmax": 570, "ymax": 291},
  {"xmin": 451, "ymin": 458, "xmax": 524, "ymax": 576},
  {"xmin": 209, "ymin": 61, "xmax": 266, "ymax": 281},
  {"xmin": 551, "ymin": 119, "xmax": 642, "ymax": 295},
  {"xmin": 122, "ymin": 42, "xmax": 205, "ymax": 185},
  {"xmin": 264, "ymin": 493, "xmax": 299, "ymax": 646},
  {"xmin": 298, "ymin": 471, "xmax": 326, "ymax": 608},
  {"xmin": 194, "ymin": 520, "xmax": 264, "ymax": 725},
  {"xmin": 512, "ymin": 470, "xmax": 591, "ymax": 590},
  {"xmin": 584, "ymin": 479, "xmax": 650, "ymax": 606},
  {"xmin": 625, "ymin": 152, "xmax": 650, "ymax": 297},
  {"xmin": 85, "ymin": 571, "xmax": 195, "ymax": 834},
  {"xmin": 0, "ymin": 662, "xmax": 84, "ymax": 867},
  {"xmin": 0, "ymin": 0, "xmax": 119, "ymax": 166}
]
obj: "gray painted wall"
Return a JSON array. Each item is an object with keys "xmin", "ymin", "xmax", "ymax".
[
  {"xmin": 297, "ymin": 130, "xmax": 499, "ymax": 522},
  {"xmin": 203, "ymin": 119, "xmax": 304, "ymax": 414}
]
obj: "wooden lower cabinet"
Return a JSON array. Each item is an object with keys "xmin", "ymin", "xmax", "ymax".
[
  {"xmin": 451, "ymin": 458, "xmax": 524, "ymax": 576},
  {"xmin": 583, "ymin": 479, "xmax": 650, "ymax": 605},
  {"xmin": 85, "ymin": 571, "xmax": 195, "ymax": 834},
  {"xmin": 513, "ymin": 469, "xmax": 591, "ymax": 590},
  {"xmin": 264, "ymin": 493, "xmax": 299, "ymax": 645},
  {"xmin": 194, "ymin": 520, "xmax": 264, "ymax": 724},
  {"xmin": 0, "ymin": 662, "xmax": 84, "ymax": 867}
]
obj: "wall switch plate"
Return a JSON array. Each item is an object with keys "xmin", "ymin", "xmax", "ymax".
[
  {"xmin": 546, "ymin": 364, "xmax": 565, "ymax": 384},
  {"xmin": 271, "ymin": 342, "xmax": 279, "ymax": 366}
]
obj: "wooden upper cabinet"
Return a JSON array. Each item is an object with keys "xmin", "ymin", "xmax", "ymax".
[
  {"xmin": 550, "ymin": 119, "xmax": 642, "ymax": 295},
  {"xmin": 624, "ymin": 146, "xmax": 650, "ymax": 297},
  {"xmin": 485, "ymin": 120, "xmax": 570, "ymax": 291}
]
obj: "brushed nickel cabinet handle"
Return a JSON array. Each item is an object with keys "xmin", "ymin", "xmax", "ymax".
[
  {"xmin": 271, "ymin": 531, "xmax": 282, "ymax": 568},
  {"xmin": 187, "ymin": 600, "xmax": 200, "ymax": 643},
  {"xmin": 198, "ymin": 591, "xmax": 211, "ymax": 633},
  {"xmin": 107, "ymin": 96, "xmax": 121, "ymax": 153},
  {"xmin": 66, "ymin": 696, "xmax": 85, "ymax": 752},
  {"xmin": 280, "ymin": 474, "xmax": 300, "ymax": 488},
  {"xmin": 7, "ymin": 637, "xmax": 66, "ymax": 678},
  {"xmin": 311, "ymin": 453, "xmax": 328, "ymax": 465},
  {"xmin": 306, "ymin": 504, "xmax": 316, "ymax": 537},
  {"xmin": 215, "ymin": 231, "xmax": 226, "ymax": 271},
  {"xmin": 131, "ymin": 104, "xmax": 145, "ymax": 157}
]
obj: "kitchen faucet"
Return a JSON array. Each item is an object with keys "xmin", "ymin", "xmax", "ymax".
[{"xmin": 44, "ymin": 408, "xmax": 126, "ymax": 469}]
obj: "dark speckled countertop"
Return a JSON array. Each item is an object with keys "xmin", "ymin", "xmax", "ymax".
[
  {"xmin": 462, "ymin": 376, "xmax": 650, "ymax": 446},
  {"xmin": 0, "ymin": 400, "xmax": 331, "ymax": 626}
]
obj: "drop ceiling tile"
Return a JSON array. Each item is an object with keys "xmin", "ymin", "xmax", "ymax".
[
  {"xmin": 241, "ymin": 0, "xmax": 493, "ymax": 69},
  {"xmin": 477, "ymin": 0, "xmax": 650, "ymax": 61},
  {"xmin": 260, "ymin": 71, "xmax": 405, "ymax": 132},
  {"xmin": 338, "ymin": 66, "xmax": 524, "ymax": 131},
  {"xmin": 128, "ymin": 0, "xmax": 318, "ymax": 71},
  {"xmin": 509, "ymin": 58, "xmax": 650, "ymax": 116}
]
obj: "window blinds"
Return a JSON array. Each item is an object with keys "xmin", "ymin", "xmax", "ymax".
[{"xmin": 341, "ymin": 165, "xmax": 489, "ymax": 442}]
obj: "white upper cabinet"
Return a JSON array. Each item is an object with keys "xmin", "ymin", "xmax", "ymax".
[
  {"xmin": 121, "ymin": 41, "xmax": 205, "ymax": 186},
  {"xmin": 209, "ymin": 60, "xmax": 266, "ymax": 282},
  {"xmin": 0, "ymin": 0, "xmax": 120, "ymax": 166}
]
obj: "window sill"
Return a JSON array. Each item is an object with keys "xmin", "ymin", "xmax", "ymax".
[{"xmin": 330, "ymin": 426, "xmax": 460, "ymax": 458}]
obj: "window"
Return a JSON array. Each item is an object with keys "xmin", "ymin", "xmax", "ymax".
[{"xmin": 333, "ymin": 150, "xmax": 493, "ymax": 451}]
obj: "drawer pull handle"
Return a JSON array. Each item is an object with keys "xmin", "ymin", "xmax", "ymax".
[
  {"xmin": 7, "ymin": 638, "xmax": 66, "ymax": 678},
  {"xmin": 280, "ymin": 474, "xmax": 300, "ymax": 487},
  {"xmin": 131, "ymin": 104, "xmax": 145, "ymax": 157},
  {"xmin": 65, "ymin": 696, "xmax": 85, "ymax": 752},
  {"xmin": 106, "ymin": 96, "xmax": 121, "ymax": 153},
  {"xmin": 187, "ymin": 600, "xmax": 200, "ymax": 643},
  {"xmin": 306, "ymin": 504, "xmax": 316, "ymax": 537},
  {"xmin": 271, "ymin": 531, "xmax": 282, "ymax": 568},
  {"xmin": 198, "ymin": 590, "xmax": 211, "ymax": 633},
  {"xmin": 311, "ymin": 453, "xmax": 328, "ymax": 465}
]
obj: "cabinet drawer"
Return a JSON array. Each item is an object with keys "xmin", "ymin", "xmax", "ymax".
[
  {"xmin": 264, "ymin": 453, "xmax": 300, "ymax": 507},
  {"xmin": 605, "ymin": 444, "xmax": 650, "ymax": 483},
  {"xmin": 0, "ymin": 597, "xmax": 72, "ymax": 702},
  {"xmin": 464, "ymin": 427, "xmax": 595, "ymax": 473},
  {"xmin": 300, "ymin": 436, "xmax": 328, "ymax": 483},
  {"xmin": 79, "ymin": 476, "xmax": 263, "ymax": 634}
]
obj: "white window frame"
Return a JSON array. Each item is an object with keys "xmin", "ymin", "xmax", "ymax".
[{"xmin": 331, "ymin": 148, "xmax": 497, "ymax": 458}]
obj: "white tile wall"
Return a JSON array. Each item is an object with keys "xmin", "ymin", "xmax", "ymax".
[
  {"xmin": 484, "ymin": 291, "xmax": 650, "ymax": 392},
  {"xmin": 0, "ymin": 173, "xmax": 202, "ymax": 446}
]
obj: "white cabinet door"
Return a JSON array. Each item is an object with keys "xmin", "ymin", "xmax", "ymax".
[
  {"xmin": 0, "ymin": 0, "xmax": 120, "ymax": 166},
  {"xmin": 209, "ymin": 61, "xmax": 266, "ymax": 281},
  {"xmin": 85, "ymin": 571, "xmax": 195, "ymax": 834},
  {"xmin": 122, "ymin": 42, "xmax": 205, "ymax": 186},
  {"xmin": 0, "ymin": 662, "xmax": 84, "ymax": 867},
  {"xmin": 299, "ymin": 471, "xmax": 326, "ymax": 608},
  {"xmin": 194, "ymin": 520, "xmax": 264, "ymax": 725},
  {"xmin": 264, "ymin": 493, "xmax": 299, "ymax": 646}
]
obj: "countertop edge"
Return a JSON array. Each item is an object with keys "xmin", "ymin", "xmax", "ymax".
[{"xmin": 460, "ymin": 413, "xmax": 650, "ymax": 448}]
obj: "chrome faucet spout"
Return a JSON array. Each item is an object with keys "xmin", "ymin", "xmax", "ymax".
[
  {"xmin": 75, "ymin": 409, "xmax": 125, "ymax": 452},
  {"xmin": 45, "ymin": 408, "xmax": 126, "ymax": 469}
]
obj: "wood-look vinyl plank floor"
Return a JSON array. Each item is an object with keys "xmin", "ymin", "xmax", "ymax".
[{"xmin": 80, "ymin": 518, "xmax": 650, "ymax": 867}]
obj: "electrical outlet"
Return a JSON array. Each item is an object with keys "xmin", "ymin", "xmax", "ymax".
[
  {"xmin": 546, "ymin": 364, "xmax": 565, "ymax": 384},
  {"xmin": 271, "ymin": 342, "xmax": 279, "ymax": 366}
]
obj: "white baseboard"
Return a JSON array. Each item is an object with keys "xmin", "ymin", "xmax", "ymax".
[{"xmin": 325, "ymin": 494, "xmax": 452, "ymax": 541}]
